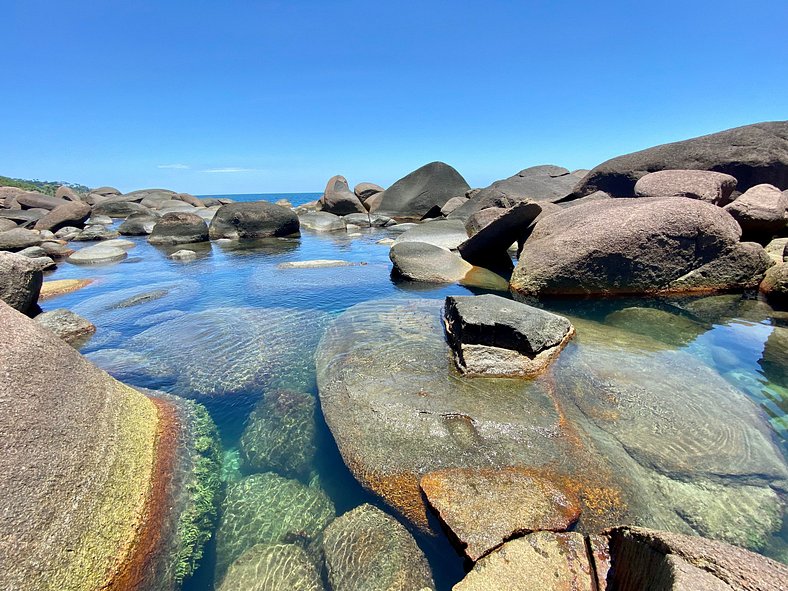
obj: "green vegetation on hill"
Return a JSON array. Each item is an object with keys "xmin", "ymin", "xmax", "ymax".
[{"xmin": 0, "ymin": 175, "xmax": 89, "ymax": 196}]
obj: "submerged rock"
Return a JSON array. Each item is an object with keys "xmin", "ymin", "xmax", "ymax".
[
  {"xmin": 217, "ymin": 543, "xmax": 323, "ymax": 591},
  {"xmin": 454, "ymin": 532, "xmax": 594, "ymax": 591},
  {"xmin": 68, "ymin": 243, "xmax": 128, "ymax": 264},
  {"xmin": 239, "ymin": 390, "xmax": 317, "ymax": 480},
  {"xmin": 34, "ymin": 308, "xmax": 95, "ymax": 345},
  {"xmin": 215, "ymin": 472, "xmax": 335, "ymax": 580},
  {"xmin": 108, "ymin": 307, "xmax": 331, "ymax": 397},
  {"xmin": 443, "ymin": 295, "xmax": 575, "ymax": 377},
  {"xmin": 39, "ymin": 278, "xmax": 93, "ymax": 300},
  {"xmin": 604, "ymin": 307, "xmax": 707, "ymax": 347},
  {"xmin": 316, "ymin": 298, "xmax": 787, "ymax": 548},
  {"xmin": 322, "ymin": 504, "xmax": 434, "ymax": 591},
  {"xmin": 421, "ymin": 467, "xmax": 581, "ymax": 560}
]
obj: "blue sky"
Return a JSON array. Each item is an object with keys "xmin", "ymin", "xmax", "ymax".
[{"xmin": 2, "ymin": 1, "xmax": 786, "ymax": 195}]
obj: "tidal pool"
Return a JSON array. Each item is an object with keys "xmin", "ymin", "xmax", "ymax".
[{"xmin": 40, "ymin": 196, "xmax": 787, "ymax": 590}]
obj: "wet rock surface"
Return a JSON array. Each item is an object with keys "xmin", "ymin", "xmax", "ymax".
[
  {"xmin": 215, "ymin": 472, "xmax": 335, "ymax": 580},
  {"xmin": 421, "ymin": 467, "xmax": 581, "ymax": 560},
  {"xmin": 217, "ymin": 543, "xmax": 323, "ymax": 591},
  {"xmin": 240, "ymin": 389, "xmax": 317, "ymax": 479},
  {"xmin": 323, "ymin": 504, "xmax": 435, "ymax": 591}
]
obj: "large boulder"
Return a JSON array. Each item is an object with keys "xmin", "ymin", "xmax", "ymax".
[
  {"xmin": 723, "ymin": 184, "xmax": 788, "ymax": 242},
  {"xmin": 148, "ymin": 212, "xmax": 209, "ymax": 245},
  {"xmin": 572, "ymin": 121, "xmax": 788, "ymax": 197},
  {"xmin": 93, "ymin": 200, "xmax": 154, "ymax": 218},
  {"xmin": 0, "ymin": 227, "xmax": 43, "ymax": 251},
  {"xmin": 33, "ymin": 201, "xmax": 91, "ymax": 231},
  {"xmin": 214, "ymin": 472, "xmax": 335, "ymax": 580},
  {"xmin": 370, "ymin": 162, "xmax": 470, "ymax": 219},
  {"xmin": 0, "ymin": 252, "xmax": 42, "ymax": 315},
  {"xmin": 0, "ymin": 302, "xmax": 222, "ymax": 591},
  {"xmin": 55, "ymin": 186, "xmax": 81, "ymax": 201},
  {"xmin": 91, "ymin": 186, "xmax": 122, "ymax": 197},
  {"xmin": 299, "ymin": 211, "xmax": 347, "ymax": 232},
  {"xmin": 634, "ymin": 169, "xmax": 739, "ymax": 205},
  {"xmin": 322, "ymin": 504, "xmax": 434, "ymax": 591},
  {"xmin": 319, "ymin": 175, "xmax": 366, "ymax": 215},
  {"xmin": 68, "ymin": 243, "xmax": 128, "ymax": 264},
  {"xmin": 209, "ymin": 202, "xmax": 300, "ymax": 240},
  {"xmin": 510, "ymin": 197, "xmax": 769, "ymax": 296},
  {"xmin": 119, "ymin": 212, "xmax": 160, "ymax": 235},
  {"xmin": 15, "ymin": 191, "xmax": 67, "ymax": 210},
  {"xmin": 443, "ymin": 294, "xmax": 575, "ymax": 377}
]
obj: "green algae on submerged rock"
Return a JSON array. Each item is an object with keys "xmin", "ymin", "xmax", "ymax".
[
  {"xmin": 215, "ymin": 472, "xmax": 335, "ymax": 580},
  {"xmin": 322, "ymin": 504, "xmax": 435, "ymax": 591},
  {"xmin": 217, "ymin": 543, "xmax": 324, "ymax": 591},
  {"xmin": 604, "ymin": 306, "xmax": 707, "ymax": 347},
  {"xmin": 240, "ymin": 389, "xmax": 317, "ymax": 480}
]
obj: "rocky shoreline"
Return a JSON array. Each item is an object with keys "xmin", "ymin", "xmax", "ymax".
[{"xmin": 1, "ymin": 120, "xmax": 787, "ymax": 589}]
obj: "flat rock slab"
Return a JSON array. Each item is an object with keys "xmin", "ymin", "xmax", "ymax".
[
  {"xmin": 39, "ymin": 278, "xmax": 93, "ymax": 300},
  {"xmin": 390, "ymin": 242, "xmax": 508, "ymax": 290},
  {"xmin": 278, "ymin": 259, "xmax": 361, "ymax": 269},
  {"xmin": 443, "ymin": 294, "xmax": 575, "ymax": 377},
  {"xmin": 68, "ymin": 244, "xmax": 128, "ymax": 264},
  {"xmin": 421, "ymin": 467, "xmax": 581, "ymax": 560},
  {"xmin": 299, "ymin": 211, "xmax": 347, "ymax": 232},
  {"xmin": 453, "ymin": 532, "xmax": 594, "ymax": 591},
  {"xmin": 393, "ymin": 219, "xmax": 469, "ymax": 250}
]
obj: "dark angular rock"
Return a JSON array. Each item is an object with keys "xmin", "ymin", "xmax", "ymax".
[
  {"xmin": 370, "ymin": 161, "xmax": 470, "ymax": 219},
  {"xmin": 443, "ymin": 294, "xmax": 574, "ymax": 377},
  {"xmin": 634, "ymin": 169, "xmax": 739, "ymax": 205},
  {"xmin": 33, "ymin": 201, "xmax": 91, "ymax": 232},
  {"xmin": 319, "ymin": 175, "xmax": 366, "ymax": 215},
  {"xmin": 0, "ymin": 252, "xmax": 42, "ymax": 315},
  {"xmin": 148, "ymin": 212, "xmax": 209, "ymax": 245},
  {"xmin": 458, "ymin": 201, "xmax": 542, "ymax": 270},
  {"xmin": 572, "ymin": 121, "xmax": 788, "ymax": 197},
  {"xmin": 209, "ymin": 202, "xmax": 300, "ymax": 240}
]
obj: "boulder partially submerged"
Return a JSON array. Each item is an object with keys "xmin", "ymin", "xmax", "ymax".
[
  {"xmin": 209, "ymin": 202, "xmax": 300, "ymax": 240},
  {"xmin": 443, "ymin": 294, "xmax": 575, "ymax": 377},
  {"xmin": 319, "ymin": 175, "xmax": 366, "ymax": 215},
  {"xmin": 510, "ymin": 197, "xmax": 771, "ymax": 296},
  {"xmin": 0, "ymin": 302, "xmax": 221, "ymax": 591}
]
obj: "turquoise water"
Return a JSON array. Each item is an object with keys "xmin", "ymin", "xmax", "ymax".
[{"xmin": 39, "ymin": 195, "xmax": 788, "ymax": 589}]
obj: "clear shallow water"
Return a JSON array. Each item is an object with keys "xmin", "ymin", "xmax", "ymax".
[{"xmin": 39, "ymin": 200, "xmax": 788, "ymax": 589}]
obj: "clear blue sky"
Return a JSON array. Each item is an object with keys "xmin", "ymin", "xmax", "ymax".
[{"xmin": 2, "ymin": 1, "xmax": 787, "ymax": 195}]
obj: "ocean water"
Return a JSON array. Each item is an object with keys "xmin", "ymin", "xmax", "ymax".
[
  {"xmin": 38, "ymin": 197, "xmax": 788, "ymax": 590},
  {"xmin": 198, "ymin": 192, "xmax": 321, "ymax": 208}
]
